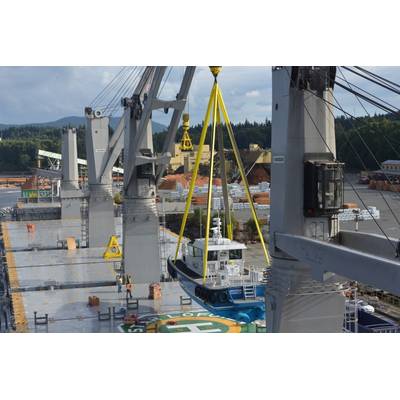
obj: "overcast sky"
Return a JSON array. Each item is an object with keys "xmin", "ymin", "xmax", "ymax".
[{"xmin": 0, "ymin": 66, "xmax": 400, "ymax": 126}]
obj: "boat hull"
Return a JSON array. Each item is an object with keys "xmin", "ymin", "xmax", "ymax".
[{"xmin": 167, "ymin": 257, "xmax": 265, "ymax": 323}]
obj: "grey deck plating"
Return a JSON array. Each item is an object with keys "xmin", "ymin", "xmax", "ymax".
[{"xmin": 3, "ymin": 217, "xmax": 202, "ymax": 333}]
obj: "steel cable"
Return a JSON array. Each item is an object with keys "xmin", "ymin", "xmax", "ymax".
[{"xmin": 283, "ymin": 67, "xmax": 396, "ymax": 249}]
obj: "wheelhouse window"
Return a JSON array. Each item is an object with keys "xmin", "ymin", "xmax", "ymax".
[
  {"xmin": 207, "ymin": 251, "xmax": 218, "ymax": 261},
  {"xmin": 193, "ymin": 247, "xmax": 203, "ymax": 257},
  {"xmin": 229, "ymin": 249, "xmax": 242, "ymax": 260}
]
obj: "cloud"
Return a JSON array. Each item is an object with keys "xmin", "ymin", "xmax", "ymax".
[
  {"xmin": 245, "ymin": 90, "xmax": 260, "ymax": 98},
  {"xmin": 0, "ymin": 66, "xmax": 399, "ymax": 126},
  {"xmin": 0, "ymin": 66, "xmax": 122, "ymax": 124}
]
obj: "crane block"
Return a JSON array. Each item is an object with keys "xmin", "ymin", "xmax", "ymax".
[
  {"xmin": 103, "ymin": 235, "xmax": 122, "ymax": 259},
  {"xmin": 179, "ymin": 113, "xmax": 193, "ymax": 151}
]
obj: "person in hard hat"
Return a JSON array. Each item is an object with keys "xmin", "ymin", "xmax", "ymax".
[{"xmin": 116, "ymin": 274, "xmax": 123, "ymax": 293}]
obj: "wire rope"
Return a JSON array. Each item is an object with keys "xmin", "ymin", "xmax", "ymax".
[{"xmin": 283, "ymin": 67, "xmax": 396, "ymax": 249}]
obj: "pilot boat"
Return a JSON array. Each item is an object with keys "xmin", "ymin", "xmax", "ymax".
[{"xmin": 168, "ymin": 218, "xmax": 267, "ymax": 323}]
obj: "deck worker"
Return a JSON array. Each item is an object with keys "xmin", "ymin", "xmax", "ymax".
[
  {"xmin": 116, "ymin": 275, "xmax": 123, "ymax": 293},
  {"xmin": 126, "ymin": 281, "xmax": 133, "ymax": 300}
]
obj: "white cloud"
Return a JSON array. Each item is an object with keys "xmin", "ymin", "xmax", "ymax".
[{"xmin": 245, "ymin": 90, "xmax": 260, "ymax": 98}]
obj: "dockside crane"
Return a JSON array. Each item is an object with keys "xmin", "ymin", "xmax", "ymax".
[{"xmin": 121, "ymin": 66, "xmax": 195, "ymax": 283}]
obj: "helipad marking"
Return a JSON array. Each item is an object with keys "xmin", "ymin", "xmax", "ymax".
[{"xmin": 118, "ymin": 311, "xmax": 255, "ymax": 333}]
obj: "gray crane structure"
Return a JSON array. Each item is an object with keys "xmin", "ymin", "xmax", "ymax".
[
  {"xmin": 60, "ymin": 128, "xmax": 84, "ymax": 219},
  {"xmin": 266, "ymin": 66, "xmax": 400, "ymax": 332},
  {"xmin": 83, "ymin": 109, "xmax": 123, "ymax": 247},
  {"xmin": 82, "ymin": 66, "xmax": 195, "ymax": 282},
  {"xmin": 121, "ymin": 66, "xmax": 195, "ymax": 283}
]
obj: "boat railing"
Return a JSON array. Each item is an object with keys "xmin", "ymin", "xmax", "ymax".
[
  {"xmin": 203, "ymin": 268, "xmax": 270, "ymax": 288},
  {"xmin": 227, "ymin": 276, "xmax": 264, "ymax": 287}
]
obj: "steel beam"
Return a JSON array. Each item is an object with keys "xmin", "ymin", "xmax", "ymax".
[
  {"xmin": 100, "ymin": 116, "xmax": 125, "ymax": 183},
  {"xmin": 275, "ymin": 232, "xmax": 400, "ymax": 296},
  {"xmin": 156, "ymin": 66, "xmax": 196, "ymax": 184}
]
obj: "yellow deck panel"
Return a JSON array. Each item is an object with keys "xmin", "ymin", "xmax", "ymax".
[{"xmin": 1, "ymin": 222, "xmax": 29, "ymax": 332}]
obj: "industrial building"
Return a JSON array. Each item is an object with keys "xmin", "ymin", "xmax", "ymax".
[{"xmin": 168, "ymin": 143, "xmax": 211, "ymax": 173}]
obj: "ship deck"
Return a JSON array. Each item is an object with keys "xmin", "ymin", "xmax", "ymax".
[{"xmin": 1, "ymin": 217, "xmax": 204, "ymax": 332}]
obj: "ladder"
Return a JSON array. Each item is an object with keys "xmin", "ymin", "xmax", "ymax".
[
  {"xmin": 80, "ymin": 198, "xmax": 89, "ymax": 248},
  {"xmin": 243, "ymin": 284, "xmax": 257, "ymax": 299}
]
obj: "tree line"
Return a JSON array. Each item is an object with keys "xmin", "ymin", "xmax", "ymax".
[{"xmin": 1, "ymin": 115, "xmax": 400, "ymax": 172}]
